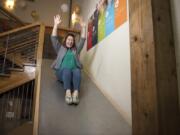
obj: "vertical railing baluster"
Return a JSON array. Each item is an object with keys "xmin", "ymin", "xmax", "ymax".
[
  {"xmin": 0, "ymin": 95, "xmax": 2, "ymax": 120},
  {"xmin": 9, "ymin": 91, "xmax": 13, "ymax": 120},
  {"xmin": 0, "ymin": 93, "xmax": 5, "ymax": 120},
  {"xmin": 24, "ymin": 82, "xmax": 29, "ymax": 119},
  {"xmin": 29, "ymin": 80, "xmax": 34, "ymax": 120},
  {"xmin": 15, "ymin": 86, "xmax": 20, "ymax": 120},
  {"xmin": 20, "ymin": 84, "xmax": 25, "ymax": 120},
  {"xmin": 34, "ymin": 29, "xmax": 39, "ymax": 64},
  {"xmin": 2, "ymin": 93, "xmax": 7, "ymax": 121},
  {"xmin": 9, "ymin": 90, "xmax": 12, "ymax": 120},
  {"xmin": 1, "ymin": 35, "xmax": 9, "ymax": 75},
  {"xmin": 12, "ymin": 88, "xmax": 15, "ymax": 120},
  {"xmin": 5, "ymin": 91, "xmax": 10, "ymax": 120}
]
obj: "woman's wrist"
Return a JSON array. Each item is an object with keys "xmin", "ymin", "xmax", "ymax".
[
  {"xmin": 54, "ymin": 24, "xmax": 59, "ymax": 28},
  {"xmin": 81, "ymin": 25, "xmax": 86, "ymax": 38},
  {"xmin": 52, "ymin": 24, "xmax": 59, "ymax": 36}
]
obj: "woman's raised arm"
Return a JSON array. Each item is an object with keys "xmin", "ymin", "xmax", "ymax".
[
  {"xmin": 52, "ymin": 14, "xmax": 62, "ymax": 36},
  {"xmin": 77, "ymin": 19, "xmax": 87, "ymax": 54},
  {"xmin": 51, "ymin": 14, "xmax": 62, "ymax": 54}
]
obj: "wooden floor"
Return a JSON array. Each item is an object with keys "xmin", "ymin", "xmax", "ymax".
[{"xmin": 7, "ymin": 122, "xmax": 33, "ymax": 135}]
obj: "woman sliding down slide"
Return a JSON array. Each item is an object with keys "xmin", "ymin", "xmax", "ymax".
[{"xmin": 51, "ymin": 14, "xmax": 86, "ymax": 105}]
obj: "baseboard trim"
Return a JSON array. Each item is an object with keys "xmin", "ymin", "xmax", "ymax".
[{"xmin": 83, "ymin": 68, "xmax": 132, "ymax": 126}]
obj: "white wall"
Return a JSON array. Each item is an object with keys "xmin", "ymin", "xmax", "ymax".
[
  {"xmin": 79, "ymin": 0, "xmax": 132, "ymax": 125},
  {"xmin": 171, "ymin": 0, "xmax": 180, "ymax": 107},
  {"xmin": 0, "ymin": 0, "xmax": 70, "ymax": 27}
]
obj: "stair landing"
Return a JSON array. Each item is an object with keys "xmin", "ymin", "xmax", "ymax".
[{"xmin": 0, "ymin": 66, "xmax": 35, "ymax": 94}]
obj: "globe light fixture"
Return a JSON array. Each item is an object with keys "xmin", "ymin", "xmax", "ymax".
[{"xmin": 61, "ymin": 3, "xmax": 69, "ymax": 13}]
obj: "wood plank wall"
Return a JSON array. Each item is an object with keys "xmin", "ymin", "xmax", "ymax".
[{"xmin": 129, "ymin": 0, "xmax": 180, "ymax": 134}]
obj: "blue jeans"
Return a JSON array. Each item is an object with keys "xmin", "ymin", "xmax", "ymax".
[{"xmin": 56, "ymin": 68, "xmax": 81, "ymax": 91}]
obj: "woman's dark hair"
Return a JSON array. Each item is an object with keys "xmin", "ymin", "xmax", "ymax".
[{"xmin": 62, "ymin": 33, "xmax": 76, "ymax": 49}]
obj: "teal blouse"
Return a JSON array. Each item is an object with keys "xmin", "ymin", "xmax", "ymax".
[{"xmin": 60, "ymin": 49, "xmax": 77, "ymax": 70}]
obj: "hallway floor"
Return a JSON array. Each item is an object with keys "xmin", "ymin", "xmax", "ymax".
[{"xmin": 39, "ymin": 59, "xmax": 131, "ymax": 135}]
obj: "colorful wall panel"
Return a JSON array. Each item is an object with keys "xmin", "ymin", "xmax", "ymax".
[{"xmin": 87, "ymin": 0, "xmax": 127, "ymax": 51}]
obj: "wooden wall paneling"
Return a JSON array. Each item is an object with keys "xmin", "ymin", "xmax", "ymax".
[{"xmin": 129, "ymin": 0, "xmax": 180, "ymax": 134}]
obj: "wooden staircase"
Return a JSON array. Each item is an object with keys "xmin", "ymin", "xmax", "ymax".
[
  {"xmin": 0, "ymin": 21, "xmax": 45, "ymax": 135},
  {"xmin": 0, "ymin": 5, "xmax": 24, "ymax": 32}
]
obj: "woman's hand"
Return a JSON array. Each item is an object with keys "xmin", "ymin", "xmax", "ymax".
[
  {"xmin": 54, "ymin": 14, "xmax": 62, "ymax": 26},
  {"xmin": 52, "ymin": 14, "xmax": 62, "ymax": 36},
  {"xmin": 79, "ymin": 17, "xmax": 86, "ymax": 38}
]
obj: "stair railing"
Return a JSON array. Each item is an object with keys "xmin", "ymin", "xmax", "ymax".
[{"xmin": 0, "ymin": 22, "xmax": 45, "ymax": 135}]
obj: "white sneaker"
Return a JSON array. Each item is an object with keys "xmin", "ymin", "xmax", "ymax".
[
  {"xmin": 65, "ymin": 90, "xmax": 72, "ymax": 105},
  {"xmin": 72, "ymin": 91, "xmax": 79, "ymax": 105}
]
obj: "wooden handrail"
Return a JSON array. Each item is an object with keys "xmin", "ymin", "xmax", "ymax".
[
  {"xmin": 0, "ymin": 22, "xmax": 41, "ymax": 38},
  {"xmin": 33, "ymin": 24, "xmax": 45, "ymax": 135},
  {"xmin": 0, "ymin": 5, "xmax": 24, "ymax": 25}
]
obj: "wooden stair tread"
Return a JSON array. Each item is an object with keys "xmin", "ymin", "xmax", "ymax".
[
  {"xmin": 6, "ymin": 53, "xmax": 25, "ymax": 68},
  {"xmin": 0, "ymin": 66, "xmax": 35, "ymax": 94}
]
